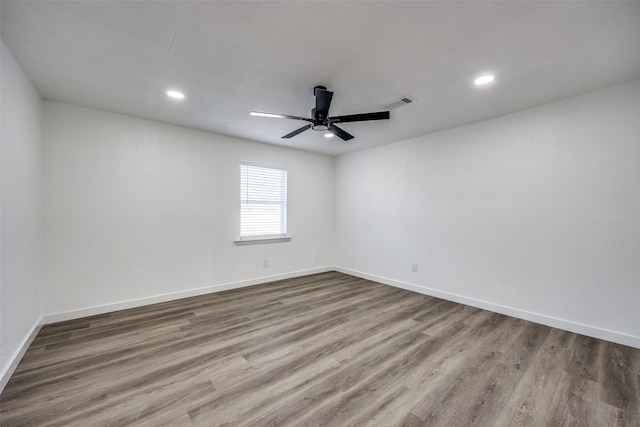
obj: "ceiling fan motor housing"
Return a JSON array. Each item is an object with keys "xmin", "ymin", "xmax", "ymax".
[{"xmin": 310, "ymin": 106, "xmax": 329, "ymax": 130}]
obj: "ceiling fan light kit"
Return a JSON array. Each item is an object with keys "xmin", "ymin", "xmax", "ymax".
[{"xmin": 250, "ymin": 85, "xmax": 390, "ymax": 142}]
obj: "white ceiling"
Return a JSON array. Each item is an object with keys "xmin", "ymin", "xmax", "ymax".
[{"xmin": 2, "ymin": 1, "xmax": 640, "ymax": 156}]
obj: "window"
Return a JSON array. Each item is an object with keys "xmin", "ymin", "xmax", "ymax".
[{"xmin": 239, "ymin": 163, "xmax": 288, "ymax": 241}]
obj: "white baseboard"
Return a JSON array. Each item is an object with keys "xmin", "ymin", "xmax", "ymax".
[
  {"xmin": 1, "ymin": 318, "xmax": 43, "ymax": 394},
  {"xmin": 42, "ymin": 266, "xmax": 333, "ymax": 325},
  {"xmin": 335, "ymin": 266, "xmax": 640, "ymax": 349}
]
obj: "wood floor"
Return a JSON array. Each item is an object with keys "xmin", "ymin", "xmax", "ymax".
[{"xmin": 1, "ymin": 272, "xmax": 639, "ymax": 426}]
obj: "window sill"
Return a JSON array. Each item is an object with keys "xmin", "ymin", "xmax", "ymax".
[{"xmin": 234, "ymin": 235, "xmax": 292, "ymax": 245}]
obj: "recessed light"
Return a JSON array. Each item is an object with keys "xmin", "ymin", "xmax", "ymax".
[
  {"xmin": 474, "ymin": 74, "xmax": 495, "ymax": 86},
  {"xmin": 166, "ymin": 90, "xmax": 185, "ymax": 99},
  {"xmin": 250, "ymin": 111, "xmax": 285, "ymax": 118},
  {"xmin": 324, "ymin": 133, "xmax": 335, "ymax": 138}
]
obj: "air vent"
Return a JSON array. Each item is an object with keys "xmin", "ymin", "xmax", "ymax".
[{"xmin": 383, "ymin": 96, "xmax": 415, "ymax": 110}]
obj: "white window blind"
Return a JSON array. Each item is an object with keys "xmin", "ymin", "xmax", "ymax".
[{"xmin": 240, "ymin": 163, "xmax": 288, "ymax": 239}]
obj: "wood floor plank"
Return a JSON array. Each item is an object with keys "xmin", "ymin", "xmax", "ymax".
[
  {"xmin": 2, "ymin": 271, "xmax": 639, "ymax": 426},
  {"xmin": 599, "ymin": 342, "xmax": 640, "ymax": 427},
  {"xmin": 492, "ymin": 329, "xmax": 574, "ymax": 427}
]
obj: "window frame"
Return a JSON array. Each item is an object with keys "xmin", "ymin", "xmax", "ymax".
[{"xmin": 235, "ymin": 162, "xmax": 290, "ymax": 244}]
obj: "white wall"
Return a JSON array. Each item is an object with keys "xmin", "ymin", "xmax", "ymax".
[
  {"xmin": 0, "ymin": 41, "xmax": 43, "ymax": 388},
  {"xmin": 43, "ymin": 101, "xmax": 334, "ymax": 316},
  {"xmin": 336, "ymin": 80, "xmax": 640, "ymax": 347}
]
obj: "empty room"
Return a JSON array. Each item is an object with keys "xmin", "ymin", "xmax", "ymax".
[{"xmin": 1, "ymin": 1, "xmax": 639, "ymax": 426}]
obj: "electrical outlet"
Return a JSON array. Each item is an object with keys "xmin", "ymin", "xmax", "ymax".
[
  {"xmin": 263, "ymin": 259, "xmax": 268, "ymax": 267},
  {"xmin": 412, "ymin": 264, "xmax": 418, "ymax": 273}
]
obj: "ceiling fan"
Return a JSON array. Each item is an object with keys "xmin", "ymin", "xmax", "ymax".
[{"xmin": 250, "ymin": 86, "xmax": 390, "ymax": 141}]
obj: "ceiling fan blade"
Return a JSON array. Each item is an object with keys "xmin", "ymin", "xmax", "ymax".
[
  {"xmin": 315, "ymin": 89, "xmax": 334, "ymax": 120},
  {"xmin": 328, "ymin": 124, "xmax": 354, "ymax": 141},
  {"xmin": 251, "ymin": 111, "xmax": 312, "ymax": 122},
  {"xmin": 282, "ymin": 124, "xmax": 312, "ymax": 139},
  {"xmin": 329, "ymin": 111, "xmax": 390, "ymax": 123}
]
